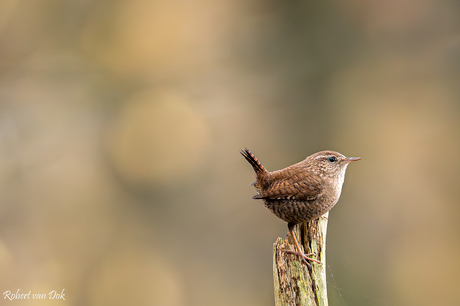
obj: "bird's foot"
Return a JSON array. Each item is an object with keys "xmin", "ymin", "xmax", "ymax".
[
  {"xmin": 285, "ymin": 229, "xmax": 323, "ymax": 267},
  {"xmin": 282, "ymin": 249, "xmax": 322, "ymax": 267}
]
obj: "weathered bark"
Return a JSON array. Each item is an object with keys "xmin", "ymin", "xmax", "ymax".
[{"xmin": 273, "ymin": 212, "xmax": 328, "ymax": 306}]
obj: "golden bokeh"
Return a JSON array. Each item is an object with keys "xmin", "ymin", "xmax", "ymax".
[{"xmin": 106, "ymin": 89, "xmax": 211, "ymax": 186}]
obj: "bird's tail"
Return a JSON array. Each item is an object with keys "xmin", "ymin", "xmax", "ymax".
[{"xmin": 240, "ymin": 148, "xmax": 267, "ymax": 177}]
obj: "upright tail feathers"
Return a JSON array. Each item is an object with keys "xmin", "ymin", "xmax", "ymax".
[{"xmin": 240, "ymin": 148, "xmax": 267, "ymax": 176}]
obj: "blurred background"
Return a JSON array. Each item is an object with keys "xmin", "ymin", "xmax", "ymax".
[{"xmin": 0, "ymin": 0, "xmax": 459, "ymax": 305}]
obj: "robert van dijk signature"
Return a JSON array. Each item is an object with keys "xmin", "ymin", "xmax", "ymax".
[{"xmin": 3, "ymin": 289, "xmax": 65, "ymax": 300}]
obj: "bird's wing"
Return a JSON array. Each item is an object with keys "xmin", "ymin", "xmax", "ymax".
[{"xmin": 252, "ymin": 173, "xmax": 322, "ymax": 201}]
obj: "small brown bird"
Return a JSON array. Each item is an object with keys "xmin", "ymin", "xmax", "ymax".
[{"xmin": 241, "ymin": 148, "xmax": 360, "ymax": 265}]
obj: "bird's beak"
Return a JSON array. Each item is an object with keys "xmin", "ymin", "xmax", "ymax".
[{"xmin": 345, "ymin": 157, "xmax": 361, "ymax": 163}]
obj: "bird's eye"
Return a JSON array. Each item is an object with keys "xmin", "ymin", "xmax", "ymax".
[{"xmin": 328, "ymin": 156, "xmax": 336, "ymax": 162}]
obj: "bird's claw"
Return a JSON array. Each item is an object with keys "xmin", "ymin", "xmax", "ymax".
[{"xmin": 282, "ymin": 249, "xmax": 322, "ymax": 267}]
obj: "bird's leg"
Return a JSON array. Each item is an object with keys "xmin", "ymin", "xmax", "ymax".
[{"xmin": 283, "ymin": 224, "xmax": 322, "ymax": 266}]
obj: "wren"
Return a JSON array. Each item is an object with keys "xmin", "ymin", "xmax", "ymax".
[{"xmin": 241, "ymin": 148, "xmax": 360, "ymax": 265}]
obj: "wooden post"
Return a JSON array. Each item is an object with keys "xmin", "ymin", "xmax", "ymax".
[{"xmin": 273, "ymin": 212, "xmax": 329, "ymax": 306}]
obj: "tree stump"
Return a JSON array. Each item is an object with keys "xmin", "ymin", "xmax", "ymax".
[{"xmin": 273, "ymin": 212, "xmax": 329, "ymax": 306}]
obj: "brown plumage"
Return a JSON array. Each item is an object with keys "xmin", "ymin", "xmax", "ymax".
[{"xmin": 241, "ymin": 148, "xmax": 360, "ymax": 265}]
